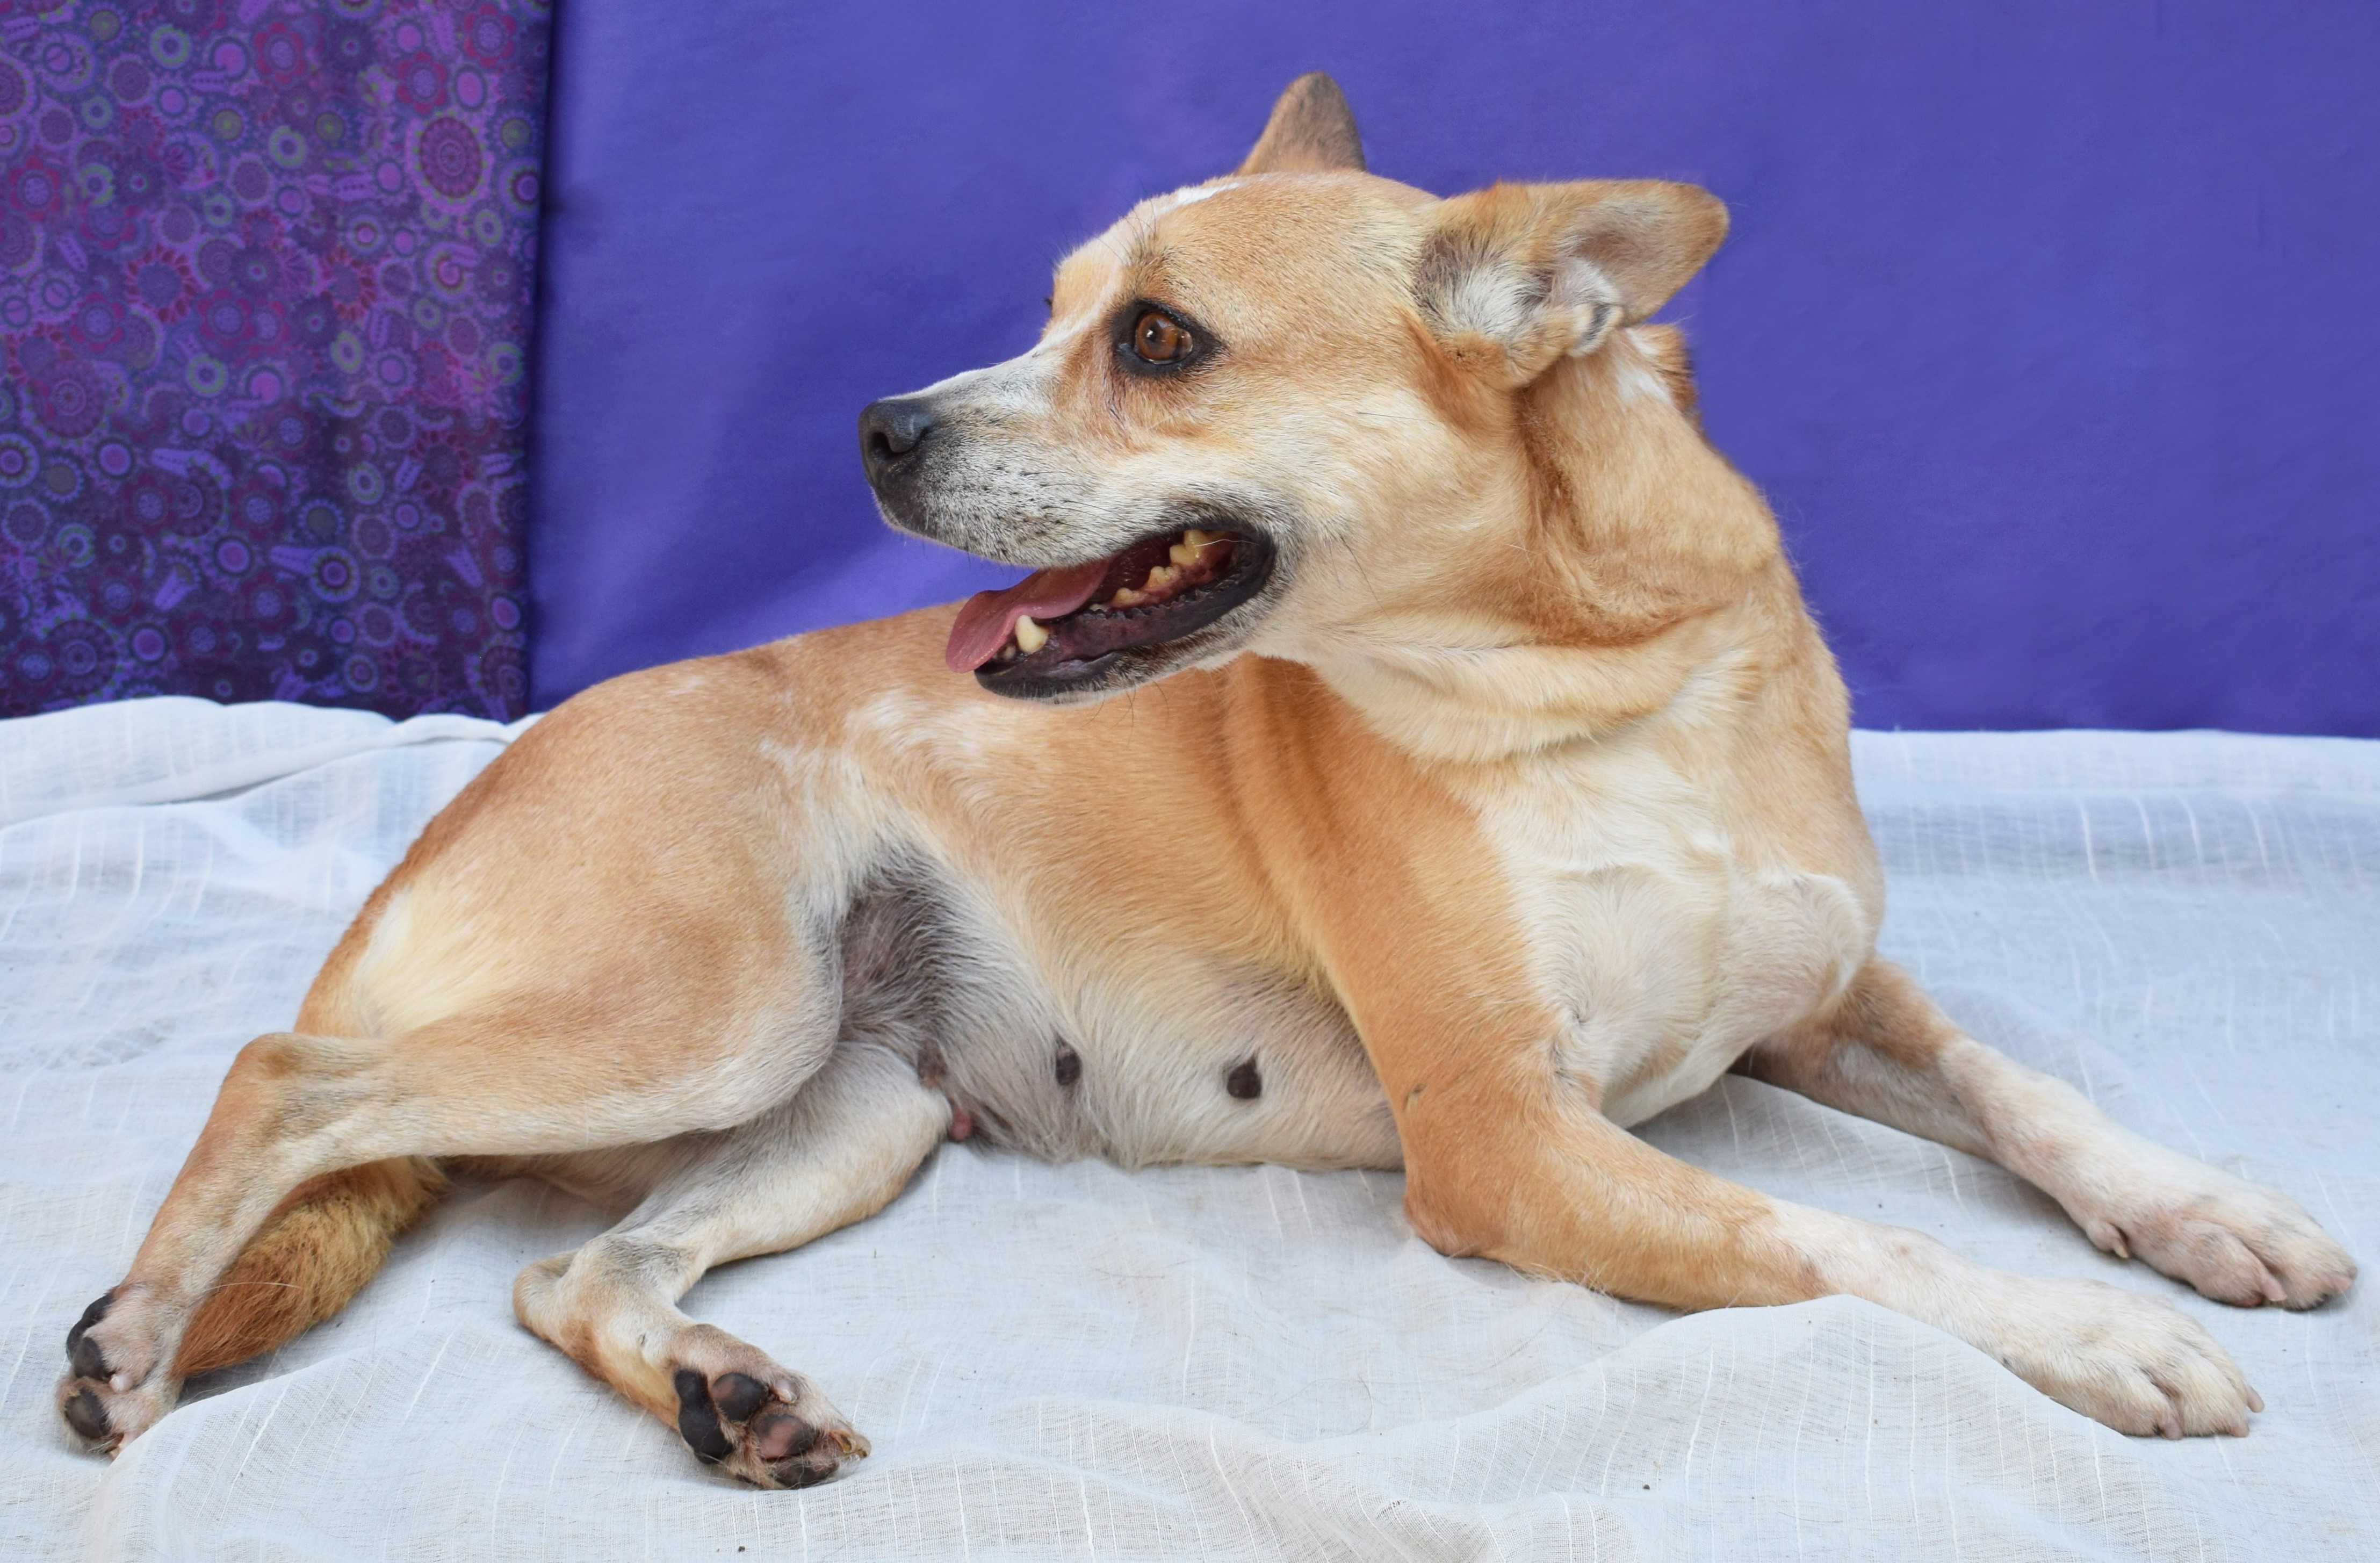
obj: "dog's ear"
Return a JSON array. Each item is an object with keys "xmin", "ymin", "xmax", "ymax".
[
  {"xmin": 1415, "ymin": 181, "xmax": 1727, "ymax": 387},
  {"xmin": 1237, "ymin": 73, "xmax": 1365, "ymax": 176}
]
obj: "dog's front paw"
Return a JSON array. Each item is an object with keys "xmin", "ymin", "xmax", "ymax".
[
  {"xmin": 2076, "ymin": 1159, "xmax": 2356, "ymax": 1310},
  {"xmin": 56, "ymin": 1287, "xmax": 182, "ymax": 1454},
  {"xmin": 1989, "ymin": 1276, "xmax": 2259, "ymax": 1438},
  {"xmin": 668, "ymin": 1334, "xmax": 867, "ymax": 1489}
]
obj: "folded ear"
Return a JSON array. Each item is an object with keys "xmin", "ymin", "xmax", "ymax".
[
  {"xmin": 1415, "ymin": 181, "xmax": 1728, "ymax": 386},
  {"xmin": 1237, "ymin": 73, "xmax": 1365, "ymax": 176}
]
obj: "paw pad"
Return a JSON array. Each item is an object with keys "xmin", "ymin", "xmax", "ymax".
[
  {"xmin": 672, "ymin": 1368, "xmax": 734, "ymax": 1463},
  {"xmin": 668, "ymin": 1362, "xmax": 860, "ymax": 1488},
  {"xmin": 752, "ymin": 1411, "xmax": 820, "ymax": 1463},
  {"xmin": 57, "ymin": 1290, "xmax": 124, "ymax": 1449},
  {"xmin": 711, "ymin": 1371, "xmax": 769, "ymax": 1422},
  {"xmin": 62, "ymin": 1386, "xmax": 111, "ymax": 1443}
]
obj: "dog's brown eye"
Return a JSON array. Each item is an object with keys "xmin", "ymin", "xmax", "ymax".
[{"xmin": 1132, "ymin": 309, "xmax": 1193, "ymax": 364}]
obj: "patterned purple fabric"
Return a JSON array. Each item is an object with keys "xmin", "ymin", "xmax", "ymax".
[{"xmin": 0, "ymin": 0, "xmax": 545, "ymax": 720}]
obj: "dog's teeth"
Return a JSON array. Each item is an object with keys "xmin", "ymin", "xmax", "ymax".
[
  {"xmin": 1144, "ymin": 565, "xmax": 1179, "ymax": 592},
  {"xmin": 1174, "ymin": 528, "xmax": 1225, "ymax": 562},
  {"xmin": 1013, "ymin": 615, "xmax": 1048, "ymax": 653},
  {"xmin": 1110, "ymin": 588, "xmax": 1144, "ymax": 607}
]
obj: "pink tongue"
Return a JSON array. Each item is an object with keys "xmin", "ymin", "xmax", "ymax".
[{"xmin": 945, "ymin": 558, "xmax": 1113, "ymax": 672}]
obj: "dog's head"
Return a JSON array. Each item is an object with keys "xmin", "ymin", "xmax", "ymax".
[{"xmin": 861, "ymin": 74, "xmax": 1729, "ymax": 703}]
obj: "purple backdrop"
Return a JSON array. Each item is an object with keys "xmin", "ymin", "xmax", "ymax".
[
  {"xmin": 1, "ymin": 1, "xmax": 546, "ymax": 721},
  {"xmin": 529, "ymin": 2, "xmax": 2378, "ymax": 735}
]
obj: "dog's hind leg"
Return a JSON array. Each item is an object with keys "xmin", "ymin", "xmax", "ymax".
[
  {"xmin": 1736, "ymin": 957, "xmax": 2357, "ymax": 1309},
  {"xmin": 56, "ymin": 975, "xmax": 848, "ymax": 1454},
  {"xmin": 56, "ymin": 659, "xmax": 907, "ymax": 1459},
  {"xmin": 513, "ymin": 1040, "xmax": 949, "ymax": 1488}
]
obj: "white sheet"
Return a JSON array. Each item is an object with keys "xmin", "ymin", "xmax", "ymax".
[{"xmin": 2, "ymin": 696, "xmax": 2372, "ymax": 1561}]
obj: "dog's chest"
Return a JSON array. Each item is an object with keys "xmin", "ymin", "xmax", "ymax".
[{"xmin": 1462, "ymin": 742, "xmax": 1869, "ymax": 1126}]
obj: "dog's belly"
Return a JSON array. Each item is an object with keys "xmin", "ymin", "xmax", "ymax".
[{"xmin": 839, "ymin": 860, "xmax": 1402, "ymax": 1172}]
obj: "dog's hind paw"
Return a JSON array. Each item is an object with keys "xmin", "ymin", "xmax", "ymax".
[
  {"xmin": 56, "ymin": 1286, "xmax": 182, "ymax": 1454},
  {"xmin": 667, "ymin": 1334, "xmax": 868, "ymax": 1489}
]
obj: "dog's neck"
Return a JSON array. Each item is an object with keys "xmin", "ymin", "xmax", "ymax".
[{"xmin": 1291, "ymin": 335, "xmax": 1794, "ymax": 766}]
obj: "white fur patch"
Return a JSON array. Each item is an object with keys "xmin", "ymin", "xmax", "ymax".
[
  {"xmin": 1026, "ymin": 314, "xmax": 1099, "ymax": 360},
  {"xmin": 1610, "ymin": 350, "xmax": 1671, "ymax": 402},
  {"xmin": 1139, "ymin": 180, "xmax": 1239, "ymax": 220},
  {"xmin": 1436, "ymin": 261, "xmax": 1537, "ymax": 343},
  {"xmin": 1430, "ymin": 253, "xmax": 1624, "ymax": 358}
]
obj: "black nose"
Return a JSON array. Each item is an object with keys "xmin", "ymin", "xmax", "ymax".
[{"xmin": 859, "ymin": 396, "xmax": 936, "ymax": 478}]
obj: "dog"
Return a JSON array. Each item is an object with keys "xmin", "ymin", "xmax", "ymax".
[{"xmin": 58, "ymin": 74, "xmax": 2355, "ymax": 1489}]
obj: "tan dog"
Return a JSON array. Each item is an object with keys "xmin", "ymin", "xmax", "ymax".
[{"xmin": 58, "ymin": 75, "xmax": 2354, "ymax": 1489}]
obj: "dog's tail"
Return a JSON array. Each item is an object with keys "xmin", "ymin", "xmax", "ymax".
[{"xmin": 173, "ymin": 1156, "xmax": 446, "ymax": 1377}]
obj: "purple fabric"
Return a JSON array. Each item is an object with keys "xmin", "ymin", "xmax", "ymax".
[
  {"xmin": 530, "ymin": 2, "xmax": 2378, "ymax": 735},
  {"xmin": 0, "ymin": 0, "xmax": 545, "ymax": 721}
]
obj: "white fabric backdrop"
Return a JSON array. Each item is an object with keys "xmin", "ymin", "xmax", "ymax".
[{"xmin": 1, "ymin": 697, "xmax": 2372, "ymax": 1561}]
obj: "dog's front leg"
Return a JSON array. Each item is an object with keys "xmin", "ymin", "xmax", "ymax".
[
  {"xmin": 1374, "ymin": 1022, "xmax": 2262, "ymax": 1438},
  {"xmin": 1739, "ymin": 959, "xmax": 2356, "ymax": 1311},
  {"xmin": 1239, "ymin": 689, "xmax": 2260, "ymax": 1437}
]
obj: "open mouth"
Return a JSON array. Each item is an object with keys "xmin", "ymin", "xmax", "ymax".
[{"xmin": 946, "ymin": 523, "xmax": 1275, "ymax": 692}]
